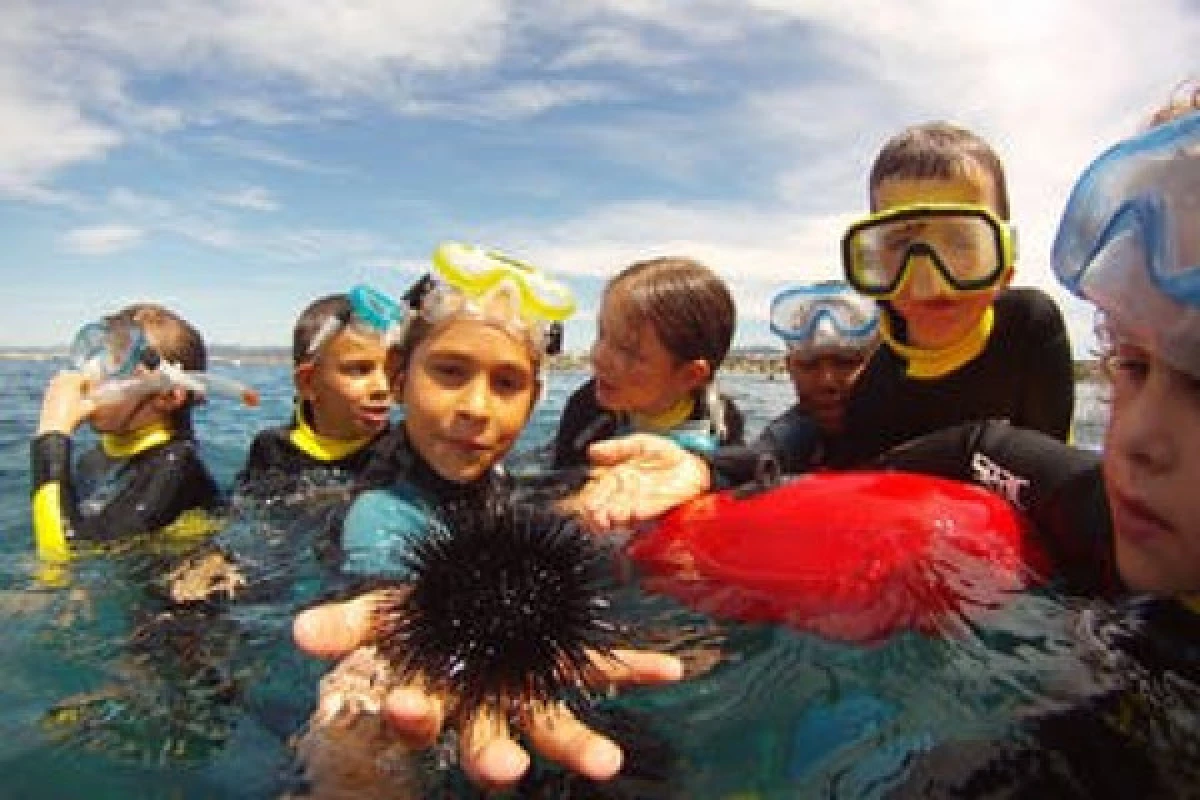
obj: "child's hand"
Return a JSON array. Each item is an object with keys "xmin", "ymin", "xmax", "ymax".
[
  {"xmin": 572, "ymin": 434, "xmax": 712, "ymax": 533},
  {"xmin": 37, "ymin": 371, "xmax": 96, "ymax": 435},
  {"xmin": 293, "ymin": 591, "xmax": 684, "ymax": 793}
]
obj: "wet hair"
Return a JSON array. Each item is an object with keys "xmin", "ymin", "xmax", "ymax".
[
  {"xmin": 869, "ymin": 121, "xmax": 1011, "ymax": 220},
  {"xmin": 292, "ymin": 294, "xmax": 352, "ymax": 366},
  {"xmin": 111, "ymin": 303, "xmax": 207, "ymax": 429},
  {"xmin": 604, "ymin": 257, "xmax": 737, "ymax": 375},
  {"xmin": 390, "ymin": 306, "xmax": 544, "ymax": 376},
  {"xmin": 1145, "ymin": 78, "xmax": 1200, "ymax": 129}
]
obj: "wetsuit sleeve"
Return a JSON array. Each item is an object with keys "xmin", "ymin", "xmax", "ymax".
[
  {"xmin": 876, "ymin": 420, "xmax": 1117, "ymax": 594},
  {"xmin": 1018, "ymin": 290, "xmax": 1075, "ymax": 442},
  {"xmin": 31, "ymin": 434, "xmax": 219, "ymax": 559},
  {"xmin": 340, "ymin": 487, "xmax": 433, "ymax": 579},
  {"xmin": 754, "ymin": 407, "xmax": 822, "ymax": 475},
  {"xmin": 552, "ymin": 380, "xmax": 617, "ymax": 470}
]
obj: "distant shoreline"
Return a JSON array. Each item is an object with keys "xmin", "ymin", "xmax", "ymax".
[{"xmin": 0, "ymin": 347, "xmax": 1105, "ymax": 379}]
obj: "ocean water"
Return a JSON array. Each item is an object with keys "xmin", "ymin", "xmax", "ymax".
[{"xmin": 0, "ymin": 359, "xmax": 1115, "ymax": 799}]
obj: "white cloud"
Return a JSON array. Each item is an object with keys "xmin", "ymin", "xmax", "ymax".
[
  {"xmin": 62, "ymin": 224, "xmax": 144, "ymax": 255},
  {"xmin": 218, "ymin": 186, "xmax": 279, "ymax": 212}
]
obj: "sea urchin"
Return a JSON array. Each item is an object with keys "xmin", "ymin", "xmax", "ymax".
[{"xmin": 372, "ymin": 496, "xmax": 620, "ymax": 727}]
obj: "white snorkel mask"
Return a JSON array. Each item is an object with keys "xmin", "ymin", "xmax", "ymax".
[
  {"xmin": 404, "ymin": 242, "xmax": 577, "ymax": 359},
  {"xmin": 69, "ymin": 316, "xmax": 259, "ymax": 407},
  {"xmin": 770, "ymin": 281, "xmax": 880, "ymax": 360},
  {"xmin": 1052, "ymin": 110, "xmax": 1200, "ymax": 379}
]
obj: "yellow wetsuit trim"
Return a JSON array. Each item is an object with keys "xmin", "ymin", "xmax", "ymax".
[
  {"xmin": 881, "ymin": 306, "xmax": 995, "ymax": 379},
  {"xmin": 289, "ymin": 407, "xmax": 374, "ymax": 462},
  {"xmin": 32, "ymin": 482, "xmax": 71, "ymax": 563},
  {"xmin": 629, "ymin": 395, "xmax": 696, "ymax": 434},
  {"xmin": 100, "ymin": 422, "xmax": 175, "ymax": 459},
  {"xmin": 1180, "ymin": 593, "xmax": 1200, "ymax": 615}
]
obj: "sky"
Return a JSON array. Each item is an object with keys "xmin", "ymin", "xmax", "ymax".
[{"xmin": 1, "ymin": 0, "xmax": 1197, "ymax": 356}]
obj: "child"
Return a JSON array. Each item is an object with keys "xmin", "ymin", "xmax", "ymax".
[
  {"xmin": 756, "ymin": 280, "xmax": 880, "ymax": 473},
  {"xmin": 551, "ymin": 256, "xmax": 744, "ymax": 470},
  {"xmin": 31, "ymin": 303, "xmax": 222, "ymax": 562},
  {"xmin": 829, "ymin": 121, "xmax": 1075, "ymax": 466},
  {"xmin": 237, "ymin": 285, "xmax": 403, "ymax": 493}
]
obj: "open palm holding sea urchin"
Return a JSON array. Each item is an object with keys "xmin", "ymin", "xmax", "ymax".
[{"xmin": 372, "ymin": 496, "xmax": 622, "ymax": 727}]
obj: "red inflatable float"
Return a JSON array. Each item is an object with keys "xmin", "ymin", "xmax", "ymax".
[{"xmin": 626, "ymin": 470, "xmax": 1051, "ymax": 643}]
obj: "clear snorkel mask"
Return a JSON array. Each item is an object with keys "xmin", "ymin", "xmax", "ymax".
[
  {"xmin": 68, "ymin": 317, "xmax": 259, "ymax": 407},
  {"xmin": 405, "ymin": 242, "xmax": 577, "ymax": 358},
  {"xmin": 770, "ymin": 281, "xmax": 881, "ymax": 359},
  {"xmin": 1052, "ymin": 110, "xmax": 1200, "ymax": 379},
  {"xmin": 305, "ymin": 284, "xmax": 408, "ymax": 360}
]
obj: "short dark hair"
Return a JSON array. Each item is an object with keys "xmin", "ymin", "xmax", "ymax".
[
  {"xmin": 292, "ymin": 294, "xmax": 351, "ymax": 366},
  {"xmin": 869, "ymin": 121, "xmax": 1011, "ymax": 220}
]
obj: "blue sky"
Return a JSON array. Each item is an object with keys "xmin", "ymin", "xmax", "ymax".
[{"xmin": 2, "ymin": 0, "xmax": 1197, "ymax": 356}]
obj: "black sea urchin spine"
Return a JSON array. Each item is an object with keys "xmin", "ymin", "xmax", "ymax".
[{"xmin": 373, "ymin": 497, "xmax": 620, "ymax": 726}]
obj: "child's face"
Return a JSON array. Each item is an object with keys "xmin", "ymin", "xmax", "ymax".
[
  {"xmin": 1103, "ymin": 337, "xmax": 1200, "ymax": 593},
  {"xmin": 786, "ymin": 350, "xmax": 869, "ymax": 435},
  {"xmin": 89, "ymin": 390, "xmax": 165, "ymax": 435},
  {"xmin": 590, "ymin": 301, "xmax": 709, "ymax": 415},
  {"xmin": 398, "ymin": 318, "xmax": 538, "ymax": 483},
  {"xmin": 874, "ymin": 173, "xmax": 1011, "ymax": 349},
  {"xmin": 296, "ymin": 327, "xmax": 392, "ymax": 440}
]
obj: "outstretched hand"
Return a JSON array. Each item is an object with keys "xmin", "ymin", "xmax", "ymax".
[
  {"xmin": 570, "ymin": 434, "xmax": 712, "ymax": 533},
  {"xmin": 293, "ymin": 591, "xmax": 684, "ymax": 792}
]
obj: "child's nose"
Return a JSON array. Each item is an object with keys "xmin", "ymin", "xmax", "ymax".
[
  {"xmin": 458, "ymin": 374, "xmax": 492, "ymax": 418},
  {"xmin": 904, "ymin": 257, "xmax": 949, "ymax": 300}
]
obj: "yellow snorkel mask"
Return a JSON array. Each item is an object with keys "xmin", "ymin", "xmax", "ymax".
[{"xmin": 406, "ymin": 242, "xmax": 577, "ymax": 356}]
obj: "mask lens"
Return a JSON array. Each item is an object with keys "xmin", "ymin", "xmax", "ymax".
[
  {"xmin": 844, "ymin": 207, "xmax": 1008, "ymax": 296},
  {"xmin": 68, "ymin": 320, "xmax": 146, "ymax": 379},
  {"xmin": 770, "ymin": 286, "xmax": 879, "ymax": 353}
]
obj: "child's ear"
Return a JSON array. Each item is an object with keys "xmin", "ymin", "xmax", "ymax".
[
  {"xmin": 390, "ymin": 369, "xmax": 407, "ymax": 403},
  {"xmin": 680, "ymin": 359, "xmax": 712, "ymax": 392},
  {"xmin": 294, "ymin": 362, "xmax": 315, "ymax": 397}
]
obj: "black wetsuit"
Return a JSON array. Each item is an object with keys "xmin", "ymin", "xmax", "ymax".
[
  {"xmin": 826, "ymin": 288, "xmax": 1075, "ymax": 468},
  {"xmin": 238, "ymin": 408, "xmax": 393, "ymax": 491},
  {"xmin": 552, "ymin": 378, "xmax": 745, "ymax": 469},
  {"xmin": 30, "ymin": 429, "xmax": 219, "ymax": 553},
  {"xmin": 754, "ymin": 406, "xmax": 828, "ymax": 474},
  {"xmin": 868, "ymin": 421, "xmax": 1199, "ymax": 798}
]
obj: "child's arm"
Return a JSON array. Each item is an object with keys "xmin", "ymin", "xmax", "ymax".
[{"xmin": 31, "ymin": 372, "xmax": 97, "ymax": 560}]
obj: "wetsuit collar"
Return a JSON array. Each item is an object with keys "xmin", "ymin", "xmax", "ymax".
[
  {"xmin": 290, "ymin": 402, "xmax": 375, "ymax": 462},
  {"xmin": 392, "ymin": 424, "xmax": 498, "ymax": 505},
  {"xmin": 628, "ymin": 395, "xmax": 696, "ymax": 434},
  {"xmin": 100, "ymin": 421, "xmax": 175, "ymax": 459},
  {"xmin": 1180, "ymin": 593, "xmax": 1200, "ymax": 616},
  {"xmin": 881, "ymin": 305, "xmax": 995, "ymax": 379}
]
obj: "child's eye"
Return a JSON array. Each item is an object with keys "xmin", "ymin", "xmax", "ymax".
[
  {"xmin": 492, "ymin": 370, "xmax": 531, "ymax": 396},
  {"xmin": 342, "ymin": 360, "xmax": 380, "ymax": 377},
  {"xmin": 1103, "ymin": 352, "xmax": 1150, "ymax": 387},
  {"xmin": 428, "ymin": 361, "xmax": 468, "ymax": 383}
]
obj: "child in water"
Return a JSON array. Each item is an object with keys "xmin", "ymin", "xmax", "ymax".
[
  {"xmin": 551, "ymin": 256, "xmax": 744, "ymax": 469},
  {"xmin": 756, "ymin": 279, "xmax": 880, "ymax": 473},
  {"xmin": 830, "ymin": 121, "xmax": 1075, "ymax": 465},
  {"xmin": 31, "ymin": 303, "xmax": 228, "ymax": 563},
  {"xmin": 290, "ymin": 243, "xmax": 685, "ymax": 795},
  {"xmin": 238, "ymin": 285, "xmax": 405, "ymax": 494}
]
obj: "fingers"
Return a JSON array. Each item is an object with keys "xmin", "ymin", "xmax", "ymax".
[
  {"xmin": 380, "ymin": 685, "xmax": 447, "ymax": 750},
  {"xmin": 293, "ymin": 593, "xmax": 380, "ymax": 659},
  {"xmin": 524, "ymin": 703, "xmax": 623, "ymax": 782},
  {"xmin": 593, "ymin": 648, "xmax": 685, "ymax": 686},
  {"xmin": 458, "ymin": 707, "xmax": 531, "ymax": 792},
  {"xmin": 585, "ymin": 433, "xmax": 659, "ymax": 467}
]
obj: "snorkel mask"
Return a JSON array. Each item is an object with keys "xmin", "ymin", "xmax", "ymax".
[
  {"xmin": 1052, "ymin": 110, "xmax": 1200, "ymax": 378},
  {"xmin": 68, "ymin": 316, "xmax": 259, "ymax": 407},
  {"xmin": 305, "ymin": 284, "xmax": 408, "ymax": 359},
  {"xmin": 842, "ymin": 203, "xmax": 1017, "ymax": 298},
  {"xmin": 406, "ymin": 242, "xmax": 576, "ymax": 357},
  {"xmin": 770, "ymin": 282, "xmax": 880, "ymax": 359}
]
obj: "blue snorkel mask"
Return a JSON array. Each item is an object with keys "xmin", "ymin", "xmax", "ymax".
[
  {"xmin": 770, "ymin": 282, "xmax": 880, "ymax": 359},
  {"xmin": 68, "ymin": 316, "xmax": 259, "ymax": 407},
  {"xmin": 306, "ymin": 284, "xmax": 408, "ymax": 360},
  {"xmin": 1052, "ymin": 110, "xmax": 1200, "ymax": 378}
]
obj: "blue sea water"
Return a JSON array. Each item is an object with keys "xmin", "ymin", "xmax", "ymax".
[{"xmin": 0, "ymin": 359, "xmax": 1112, "ymax": 799}]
